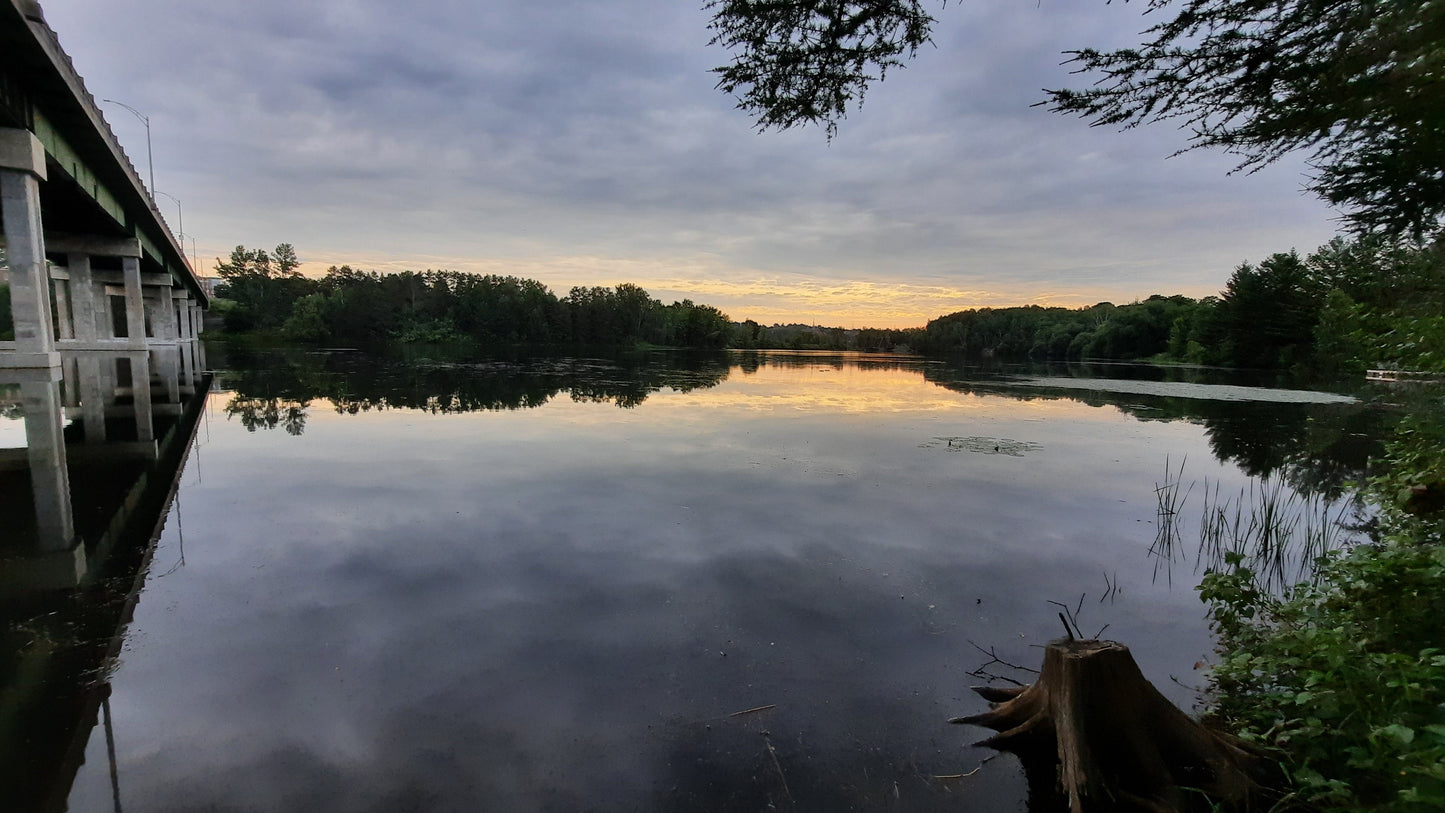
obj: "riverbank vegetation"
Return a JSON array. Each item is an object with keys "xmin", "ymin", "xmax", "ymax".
[
  {"xmin": 1198, "ymin": 409, "xmax": 1445, "ymax": 810},
  {"xmin": 917, "ymin": 232, "xmax": 1445, "ymax": 381},
  {"xmin": 209, "ymin": 229, "xmax": 1443, "ymax": 383}
]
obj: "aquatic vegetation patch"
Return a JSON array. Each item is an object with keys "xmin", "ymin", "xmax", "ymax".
[{"xmin": 920, "ymin": 436, "xmax": 1043, "ymax": 456}]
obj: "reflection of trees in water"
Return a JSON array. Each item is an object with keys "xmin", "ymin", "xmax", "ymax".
[
  {"xmin": 731, "ymin": 350, "xmax": 922, "ymax": 376},
  {"xmin": 920, "ymin": 365, "xmax": 1389, "ymax": 501},
  {"xmin": 1201, "ymin": 405, "xmax": 1391, "ymax": 501},
  {"xmin": 216, "ymin": 347, "xmax": 1388, "ymax": 497},
  {"xmin": 217, "ymin": 349, "xmax": 732, "ymax": 434},
  {"xmin": 225, "ymin": 396, "xmax": 310, "ymax": 435}
]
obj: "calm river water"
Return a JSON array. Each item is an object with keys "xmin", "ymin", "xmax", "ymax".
[{"xmin": 53, "ymin": 347, "xmax": 1371, "ymax": 812}]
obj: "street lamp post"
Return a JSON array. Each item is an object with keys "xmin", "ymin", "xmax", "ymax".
[
  {"xmin": 154, "ymin": 190, "xmax": 182, "ymax": 241},
  {"xmin": 100, "ymin": 98, "xmax": 154, "ymax": 193}
]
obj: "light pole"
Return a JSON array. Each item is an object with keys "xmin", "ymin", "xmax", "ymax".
[
  {"xmin": 154, "ymin": 190, "xmax": 182, "ymax": 241},
  {"xmin": 100, "ymin": 98, "xmax": 154, "ymax": 193}
]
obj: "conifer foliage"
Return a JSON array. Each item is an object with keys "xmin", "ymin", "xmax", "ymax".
[
  {"xmin": 706, "ymin": 0, "xmax": 936, "ymax": 137},
  {"xmin": 707, "ymin": 0, "xmax": 1445, "ymax": 235},
  {"xmin": 1045, "ymin": 0, "xmax": 1445, "ymax": 237}
]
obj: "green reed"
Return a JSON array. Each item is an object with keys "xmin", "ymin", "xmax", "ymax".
[{"xmin": 1151, "ymin": 459, "xmax": 1358, "ymax": 593}]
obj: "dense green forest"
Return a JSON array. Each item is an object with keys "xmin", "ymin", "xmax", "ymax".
[
  {"xmin": 211, "ymin": 230, "xmax": 1444, "ymax": 383},
  {"xmin": 919, "ymin": 232, "xmax": 1445, "ymax": 377},
  {"xmin": 212, "ymin": 245, "xmax": 733, "ymax": 349}
]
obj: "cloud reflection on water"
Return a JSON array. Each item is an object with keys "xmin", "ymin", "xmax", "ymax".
[{"xmin": 66, "ymin": 351, "xmax": 1377, "ymax": 812}]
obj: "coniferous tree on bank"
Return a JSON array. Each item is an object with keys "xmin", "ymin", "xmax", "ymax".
[{"xmin": 213, "ymin": 243, "xmax": 312, "ymax": 332}]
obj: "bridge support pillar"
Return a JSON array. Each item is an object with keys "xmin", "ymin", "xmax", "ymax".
[
  {"xmin": 122, "ymin": 256, "xmax": 146, "ymax": 345},
  {"xmin": 0, "ymin": 129, "xmax": 59, "ymax": 369},
  {"xmin": 127, "ymin": 350, "xmax": 155, "ymax": 442},
  {"xmin": 53, "ymin": 275, "xmax": 74, "ymax": 339},
  {"xmin": 75, "ymin": 354, "xmax": 110, "ymax": 444},
  {"xmin": 25, "ymin": 371, "xmax": 76, "ymax": 552},
  {"xmin": 147, "ymin": 283, "xmax": 181, "ymax": 403},
  {"xmin": 0, "ymin": 367, "xmax": 86, "ymax": 592},
  {"xmin": 174, "ymin": 292, "xmax": 199, "ymax": 391},
  {"xmin": 1, "ymin": 366, "xmax": 79, "ymax": 554},
  {"xmin": 46, "ymin": 237, "xmax": 148, "ymax": 350},
  {"xmin": 66, "ymin": 253, "xmax": 102, "ymax": 342}
]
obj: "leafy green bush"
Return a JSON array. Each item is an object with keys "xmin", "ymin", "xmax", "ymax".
[
  {"xmin": 281, "ymin": 293, "xmax": 332, "ymax": 342},
  {"xmin": 1200, "ymin": 411, "xmax": 1445, "ymax": 809},
  {"xmin": 392, "ymin": 315, "xmax": 466, "ymax": 344},
  {"xmin": 1201, "ymin": 543, "xmax": 1445, "ymax": 809}
]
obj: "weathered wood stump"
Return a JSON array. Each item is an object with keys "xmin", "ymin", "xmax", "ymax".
[{"xmin": 952, "ymin": 639, "xmax": 1270, "ymax": 812}]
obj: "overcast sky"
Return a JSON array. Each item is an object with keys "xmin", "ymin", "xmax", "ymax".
[{"xmin": 42, "ymin": 0, "xmax": 1341, "ymax": 327}]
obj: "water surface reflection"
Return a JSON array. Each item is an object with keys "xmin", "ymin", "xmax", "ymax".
[
  {"xmin": 43, "ymin": 349, "xmax": 1380, "ymax": 812},
  {"xmin": 1, "ymin": 351, "xmax": 207, "ymax": 812}
]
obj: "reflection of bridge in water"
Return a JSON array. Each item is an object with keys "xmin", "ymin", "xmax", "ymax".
[
  {"xmin": 0, "ymin": 356, "xmax": 210, "ymax": 811},
  {"xmin": 2, "ymin": 350, "xmax": 207, "ymax": 588},
  {"xmin": 2, "ymin": 2, "xmax": 213, "ymax": 808}
]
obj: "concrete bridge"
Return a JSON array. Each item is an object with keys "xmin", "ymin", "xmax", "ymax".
[
  {"xmin": 0, "ymin": 10, "xmax": 216, "ymax": 805},
  {"xmin": 1, "ymin": 0, "xmax": 209, "ymax": 588},
  {"xmin": 1, "ymin": 0, "xmax": 206, "ymax": 371}
]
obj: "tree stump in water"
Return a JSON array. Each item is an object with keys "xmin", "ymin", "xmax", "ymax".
[{"xmin": 952, "ymin": 639, "xmax": 1270, "ymax": 812}]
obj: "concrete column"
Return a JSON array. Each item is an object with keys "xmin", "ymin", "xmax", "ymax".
[
  {"xmin": 128, "ymin": 350, "xmax": 154, "ymax": 442},
  {"xmin": 178, "ymin": 328, "xmax": 195, "ymax": 390},
  {"xmin": 122, "ymin": 256, "xmax": 146, "ymax": 346},
  {"xmin": 0, "ymin": 129, "xmax": 58, "ymax": 368},
  {"xmin": 76, "ymin": 354, "xmax": 107, "ymax": 444},
  {"xmin": 99, "ymin": 352, "xmax": 118, "ymax": 402},
  {"xmin": 175, "ymin": 294, "xmax": 197, "ymax": 389},
  {"xmin": 147, "ymin": 283, "xmax": 181, "ymax": 402},
  {"xmin": 175, "ymin": 293, "xmax": 193, "ymax": 341},
  {"xmin": 153, "ymin": 345, "xmax": 181, "ymax": 404},
  {"xmin": 53, "ymin": 274, "xmax": 74, "ymax": 340},
  {"xmin": 98, "ymin": 286, "xmax": 116, "ymax": 339},
  {"xmin": 67, "ymin": 253, "xmax": 100, "ymax": 342},
  {"xmin": 60, "ymin": 355, "xmax": 80, "ymax": 408},
  {"xmin": 148, "ymin": 285, "xmax": 178, "ymax": 340},
  {"xmin": 20, "ymin": 370, "xmax": 76, "ymax": 551}
]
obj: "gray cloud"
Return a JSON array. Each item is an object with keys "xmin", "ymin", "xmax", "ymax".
[{"xmin": 42, "ymin": 0, "xmax": 1339, "ymax": 323}]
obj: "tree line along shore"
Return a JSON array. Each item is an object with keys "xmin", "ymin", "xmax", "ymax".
[{"xmin": 200, "ymin": 230, "xmax": 1443, "ymax": 384}]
